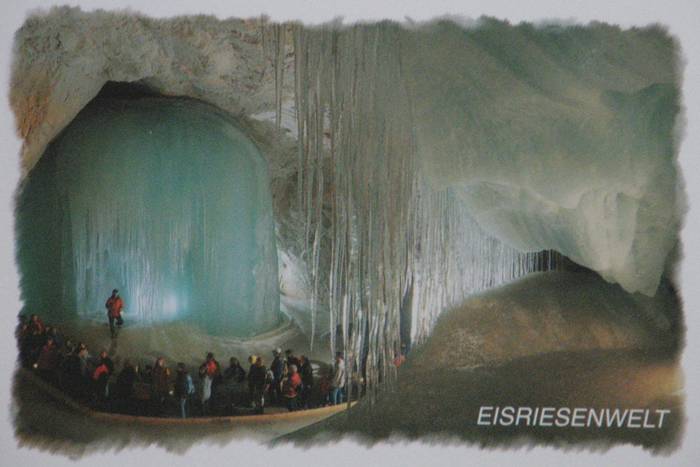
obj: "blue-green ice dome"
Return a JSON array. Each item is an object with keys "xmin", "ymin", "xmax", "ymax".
[{"xmin": 17, "ymin": 97, "xmax": 281, "ymax": 337}]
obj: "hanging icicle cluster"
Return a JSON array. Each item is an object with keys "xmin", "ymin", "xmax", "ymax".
[
  {"xmin": 260, "ymin": 21, "xmax": 560, "ymax": 396},
  {"xmin": 288, "ymin": 23, "xmax": 418, "ymax": 397},
  {"xmin": 407, "ymin": 184, "xmax": 561, "ymax": 344}
]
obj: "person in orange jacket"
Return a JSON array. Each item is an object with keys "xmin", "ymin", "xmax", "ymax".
[
  {"xmin": 282, "ymin": 364, "xmax": 302, "ymax": 412},
  {"xmin": 105, "ymin": 289, "xmax": 124, "ymax": 338}
]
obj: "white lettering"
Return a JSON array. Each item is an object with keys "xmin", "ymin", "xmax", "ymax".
[
  {"xmin": 475, "ymin": 407, "xmax": 671, "ymax": 429},
  {"xmin": 571, "ymin": 408, "xmax": 586, "ymax": 427},
  {"xmin": 587, "ymin": 408, "xmax": 604, "ymax": 428},
  {"xmin": 500, "ymin": 406, "xmax": 515, "ymax": 426},
  {"xmin": 627, "ymin": 409, "xmax": 643, "ymax": 428},
  {"xmin": 656, "ymin": 409, "xmax": 671, "ymax": 428},
  {"xmin": 539, "ymin": 407, "xmax": 555, "ymax": 427},
  {"xmin": 605, "ymin": 409, "xmax": 629, "ymax": 427},
  {"xmin": 516, "ymin": 407, "xmax": 533, "ymax": 426},
  {"xmin": 477, "ymin": 406, "xmax": 493, "ymax": 426},
  {"xmin": 556, "ymin": 408, "xmax": 571, "ymax": 427}
]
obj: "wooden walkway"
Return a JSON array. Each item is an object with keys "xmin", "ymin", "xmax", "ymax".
[{"xmin": 18, "ymin": 368, "xmax": 353, "ymax": 428}]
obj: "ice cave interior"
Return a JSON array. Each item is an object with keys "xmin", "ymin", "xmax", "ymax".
[{"xmin": 11, "ymin": 12, "xmax": 684, "ymax": 392}]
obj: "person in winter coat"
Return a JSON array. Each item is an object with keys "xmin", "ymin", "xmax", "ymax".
[
  {"xmin": 35, "ymin": 336, "xmax": 59, "ymax": 384},
  {"xmin": 92, "ymin": 361, "xmax": 110, "ymax": 406},
  {"xmin": 77, "ymin": 343, "xmax": 92, "ymax": 401},
  {"xmin": 247, "ymin": 355, "xmax": 268, "ymax": 414},
  {"xmin": 151, "ymin": 357, "xmax": 171, "ymax": 415},
  {"xmin": 114, "ymin": 360, "xmax": 137, "ymax": 414},
  {"xmin": 199, "ymin": 352, "xmax": 221, "ymax": 416},
  {"xmin": 319, "ymin": 371, "xmax": 332, "ymax": 406},
  {"xmin": 285, "ymin": 349, "xmax": 301, "ymax": 370},
  {"xmin": 91, "ymin": 350, "xmax": 115, "ymax": 406},
  {"xmin": 98, "ymin": 350, "xmax": 115, "ymax": 375},
  {"xmin": 282, "ymin": 364, "xmax": 302, "ymax": 411},
  {"xmin": 299, "ymin": 355, "xmax": 314, "ymax": 408},
  {"xmin": 105, "ymin": 289, "xmax": 124, "ymax": 338},
  {"xmin": 331, "ymin": 352, "xmax": 346, "ymax": 405},
  {"xmin": 224, "ymin": 357, "xmax": 246, "ymax": 408},
  {"xmin": 224, "ymin": 357, "xmax": 246, "ymax": 383},
  {"xmin": 174, "ymin": 362, "xmax": 195, "ymax": 418},
  {"xmin": 27, "ymin": 314, "xmax": 45, "ymax": 336},
  {"xmin": 270, "ymin": 348, "xmax": 286, "ymax": 404}
]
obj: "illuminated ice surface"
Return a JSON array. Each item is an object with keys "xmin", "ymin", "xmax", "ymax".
[{"xmin": 16, "ymin": 97, "xmax": 280, "ymax": 336}]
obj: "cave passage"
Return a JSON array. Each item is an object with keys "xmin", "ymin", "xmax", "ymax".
[{"xmin": 16, "ymin": 94, "xmax": 280, "ymax": 337}]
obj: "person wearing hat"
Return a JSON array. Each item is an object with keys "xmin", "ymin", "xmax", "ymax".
[{"xmin": 105, "ymin": 289, "xmax": 124, "ymax": 338}]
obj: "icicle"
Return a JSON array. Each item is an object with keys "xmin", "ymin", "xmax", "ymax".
[
  {"xmin": 285, "ymin": 22, "xmax": 562, "ymax": 397},
  {"xmin": 273, "ymin": 24, "xmax": 286, "ymax": 131},
  {"xmin": 18, "ymin": 98, "xmax": 280, "ymax": 337}
]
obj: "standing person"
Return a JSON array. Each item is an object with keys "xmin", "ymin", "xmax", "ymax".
[
  {"xmin": 151, "ymin": 357, "xmax": 171, "ymax": 416},
  {"xmin": 76, "ymin": 343, "xmax": 92, "ymax": 400},
  {"xmin": 98, "ymin": 350, "xmax": 115, "ymax": 375},
  {"xmin": 330, "ymin": 352, "xmax": 346, "ymax": 405},
  {"xmin": 35, "ymin": 336, "xmax": 59, "ymax": 384},
  {"xmin": 92, "ymin": 358, "xmax": 111, "ymax": 408},
  {"xmin": 175, "ymin": 363, "xmax": 195, "ymax": 419},
  {"xmin": 224, "ymin": 357, "xmax": 246, "ymax": 409},
  {"xmin": 282, "ymin": 364, "xmax": 302, "ymax": 412},
  {"xmin": 224, "ymin": 357, "xmax": 246, "ymax": 383},
  {"xmin": 318, "ymin": 370, "xmax": 332, "ymax": 407},
  {"xmin": 199, "ymin": 352, "xmax": 220, "ymax": 416},
  {"xmin": 114, "ymin": 360, "xmax": 137, "ymax": 414},
  {"xmin": 27, "ymin": 314, "xmax": 45, "ymax": 336},
  {"xmin": 270, "ymin": 348, "xmax": 286, "ymax": 405},
  {"xmin": 105, "ymin": 289, "xmax": 124, "ymax": 338},
  {"xmin": 26, "ymin": 315, "xmax": 46, "ymax": 364},
  {"xmin": 285, "ymin": 349, "xmax": 300, "ymax": 370},
  {"xmin": 393, "ymin": 343, "xmax": 407, "ymax": 368},
  {"xmin": 247, "ymin": 355, "xmax": 267, "ymax": 414},
  {"xmin": 93, "ymin": 350, "xmax": 115, "ymax": 407},
  {"xmin": 299, "ymin": 355, "xmax": 314, "ymax": 408}
]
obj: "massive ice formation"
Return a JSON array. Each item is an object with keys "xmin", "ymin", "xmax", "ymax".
[
  {"xmin": 16, "ymin": 97, "xmax": 280, "ymax": 336},
  {"xmin": 401, "ymin": 22, "xmax": 681, "ymax": 296},
  {"xmin": 286, "ymin": 22, "xmax": 680, "ymax": 389},
  {"xmin": 11, "ymin": 11, "xmax": 683, "ymax": 388}
]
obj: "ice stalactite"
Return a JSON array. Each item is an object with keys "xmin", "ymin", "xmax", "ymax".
[
  {"xmin": 16, "ymin": 97, "xmax": 280, "ymax": 337},
  {"xmin": 287, "ymin": 23, "xmax": 561, "ymax": 396},
  {"xmin": 261, "ymin": 19, "xmax": 287, "ymax": 131},
  {"xmin": 290, "ymin": 24, "xmax": 416, "ymax": 396},
  {"xmin": 407, "ymin": 184, "xmax": 561, "ymax": 345}
]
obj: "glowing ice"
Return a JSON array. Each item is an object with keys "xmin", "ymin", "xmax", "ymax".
[{"xmin": 16, "ymin": 97, "xmax": 280, "ymax": 336}]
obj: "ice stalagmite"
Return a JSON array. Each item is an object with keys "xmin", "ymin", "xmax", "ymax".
[{"xmin": 16, "ymin": 97, "xmax": 280, "ymax": 337}]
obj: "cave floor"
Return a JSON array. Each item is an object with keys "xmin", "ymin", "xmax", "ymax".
[
  {"xmin": 12, "ymin": 366, "xmax": 350, "ymax": 458},
  {"xmin": 12, "ymin": 348, "xmax": 683, "ymax": 457},
  {"xmin": 45, "ymin": 317, "xmax": 331, "ymax": 370},
  {"xmin": 282, "ymin": 348, "xmax": 683, "ymax": 452}
]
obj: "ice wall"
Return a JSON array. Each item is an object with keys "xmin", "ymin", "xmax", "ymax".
[
  {"xmin": 16, "ymin": 97, "xmax": 280, "ymax": 336},
  {"xmin": 401, "ymin": 20, "xmax": 681, "ymax": 296}
]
